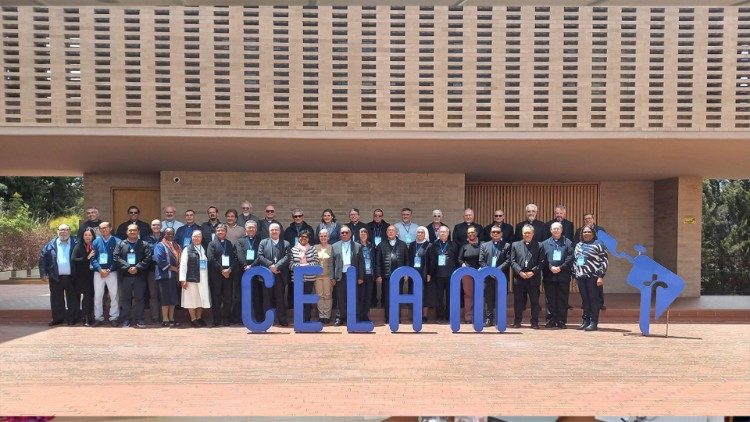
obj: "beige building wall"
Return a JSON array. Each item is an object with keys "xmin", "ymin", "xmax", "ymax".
[
  {"xmin": 159, "ymin": 171, "xmax": 466, "ymax": 231},
  {"xmin": 83, "ymin": 172, "xmax": 160, "ymax": 223}
]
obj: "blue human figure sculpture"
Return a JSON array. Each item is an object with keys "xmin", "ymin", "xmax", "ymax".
[{"xmin": 598, "ymin": 230, "xmax": 685, "ymax": 335}]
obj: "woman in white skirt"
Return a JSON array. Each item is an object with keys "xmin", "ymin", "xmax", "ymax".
[{"xmin": 179, "ymin": 230, "xmax": 211, "ymax": 327}]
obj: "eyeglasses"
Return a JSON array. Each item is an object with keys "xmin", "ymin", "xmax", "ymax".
[
  {"xmin": 433, "ymin": 215, "xmax": 441, "ymax": 218},
  {"xmin": 129, "ymin": 211, "xmax": 139, "ymax": 214},
  {"xmin": 265, "ymin": 210, "xmax": 275, "ymax": 213},
  {"xmin": 242, "ymin": 207, "xmax": 250, "ymax": 210},
  {"xmin": 494, "ymin": 214, "xmax": 503, "ymax": 217},
  {"xmin": 491, "ymin": 231, "xmax": 501, "ymax": 234},
  {"xmin": 293, "ymin": 215, "xmax": 303, "ymax": 218},
  {"xmin": 341, "ymin": 231, "xmax": 351, "ymax": 235}
]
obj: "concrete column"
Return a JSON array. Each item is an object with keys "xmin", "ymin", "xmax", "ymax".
[{"xmin": 653, "ymin": 177, "xmax": 702, "ymax": 297}]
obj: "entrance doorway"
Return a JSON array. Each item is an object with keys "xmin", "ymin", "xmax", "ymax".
[{"xmin": 112, "ymin": 188, "xmax": 161, "ymax": 227}]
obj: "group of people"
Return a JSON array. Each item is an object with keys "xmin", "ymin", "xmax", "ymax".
[{"xmin": 39, "ymin": 201, "xmax": 609, "ymax": 331}]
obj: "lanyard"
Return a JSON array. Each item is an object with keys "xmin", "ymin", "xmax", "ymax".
[
  {"xmin": 492, "ymin": 241, "xmax": 501, "ymax": 257},
  {"xmin": 438, "ymin": 241, "xmax": 448, "ymax": 255}
]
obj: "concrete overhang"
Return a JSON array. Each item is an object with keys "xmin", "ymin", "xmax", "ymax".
[{"xmin": 1, "ymin": 127, "xmax": 748, "ymax": 181}]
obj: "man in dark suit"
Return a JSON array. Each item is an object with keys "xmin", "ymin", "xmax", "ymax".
[
  {"xmin": 483, "ymin": 209, "xmax": 514, "ymax": 243},
  {"xmin": 375, "ymin": 225, "xmax": 409, "ymax": 324},
  {"xmin": 207, "ymin": 224, "xmax": 239, "ymax": 327},
  {"xmin": 541, "ymin": 222, "xmax": 575, "ymax": 328},
  {"xmin": 573, "ymin": 213, "xmax": 608, "ymax": 309},
  {"xmin": 284, "ymin": 207, "xmax": 315, "ymax": 246},
  {"xmin": 514, "ymin": 203, "xmax": 547, "ymax": 243},
  {"xmin": 115, "ymin": 205, "xmax": 150, "ymax": 240},
  {"xmin": 510, "ymin": 224, "xmax": 545, "ymax": 329},
  {"xmin": 329, "ymin": 226, "xmax": 361, "ymax": 326},
  {"xmin": 201, "ymin": 206, "xmax": 221, "ymax": 248},
  {"xmin": 256, "ymin": 223, "xmax": 291, "ymax": 326},
  {"xmin": 478, "ymin": 226, "xmax": 511, "ymax": 327},
  {"xmin": 544, "ymin": 205, "xmax": 575, "ymax": 241},
  {"xmin": 113, "ymin": 224, "xmax": 152, "ymax": 328},
  {"xmin": 345, "ymin": 208, "xmax": 368, "ymax": 240},
  {"xmin": 236, "ymin": 220, "xmax": 262, "ymax": 323},
  {"xmin": 453, "ymin": 208, "xmax": 484, "ymax": 245},
  {"xmin": 258, "ymin": 204, "xmax": 284, "ymax": 240}
]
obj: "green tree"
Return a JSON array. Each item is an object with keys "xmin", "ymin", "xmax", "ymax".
[
  {"xmin": 0, "ymin": 176, "xmax": 83, "ymax": 220},
  {"xmin": 702, "ymin": 179, "xmax": 750, "ymax": 294}
]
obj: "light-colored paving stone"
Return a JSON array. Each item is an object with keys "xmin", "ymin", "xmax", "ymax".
[{"xmin": 0, "ymin": 322, "xmax": 748, "ymax": 416}]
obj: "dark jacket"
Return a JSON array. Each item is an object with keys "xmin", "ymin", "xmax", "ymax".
[
  {"xmin": 330, "ymin": 240, "xmax": 361, "ymax": 281},
  {"xmin": 544, "ymin": 218, "xmax": 575, "ymax": 242},
  {"xmin": 453, "ymin": 222, "xmax": 485, "ymax": 246},
  {"xmin": 510, "ymin": 240, "xmax": 545, "ymax": 285},
  {"xmin": 345, "ymin": 221, "xmax": 368, "ymax": 240},
  {"xmin": 514, "ymin": 219, "xmax": 547, "ymax": 243},
  {"xmin": 115, "ymin": 219, "xmax": 150, "ymax": 240},
  {"xmin": 71, "ymin": 240, "xmax": 95, "ymax": 282},
  {"xmin": 541, "ymin": 236, "xmax": 575, "ymax": 281},
  {"xmin": 184, "ymin": 244, "xmax": 203, "ymax": 283},
  {"xmin": 114, "ymin": 238, "xmax": 152, "ymax": 277},
  {"xmin": 201, "ymin": 220, "xmax": 221, "ymax": 248},
  {"xmin": 427, "ymin": 223, "xmax": 451, "ymax": 243},
  {"xmin": 428, "ymin": 239, "xmax": 459, "ymax": 279},
  {"xmin": 258, "ymin": 219, "xmax": 283, "ymax": 240},
  {"xmin": 175, "ymin": 223, "xmax": 202, "ymax": 249},
  {"xmin": 478, "ymin": 240, "xmax": 511, "ymax": 273},
  {"xmin": 207, "ymin": 238, "xmax": 239, "ymax": 278},
  {"xmin": 366, "ymin": 220, "xmax": 390, "ymax": 247},
  {"xmin": 374, "ymin": 238, "xmax": 409, "ymax": 279},
  {"xmin": 236, "ymin": 235, "xmax": 262, "ymax": 269},
  {"xmin": 256, "ymin": 238, "xmax": 291, "ymax": 276},
  {"xmin": 483, "ymin": 222, "xmax": 514, "ymax": 243},
  {"xmin": 39, "ymin": 237, "xmax": 77, "ymax": 282},
  {"xmin": 284, "ymin": 221, "xmax": 316, "ymax": 246},
  {"xmin": 355, "ymin": 241, "xmax": 377, "ymax": 280},
  {"xmin": 408, "ymin": 241, "xmax": 432, "ymax": 281}
]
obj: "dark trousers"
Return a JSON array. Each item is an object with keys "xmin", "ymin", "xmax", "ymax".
[
  {"xmin": 263, "ymin": 273, "xmax": 288, "ymax": 325},
  {"xmin": 335, "ymin": 276, "xmax": 347, "ymax": 320},
  {"xmin": 599, "ymin": 283, "xmax": 605, "ymax": 306},
  {"xmin": 119, "ymin": 275, "xmax": 146, "ymax": 323},
  {"xmin": 543, "ymin": 275, "xmax": 571, "ymax": 324},
  {"xmin": 578, "ymin": 275, "xmax": 602, "ymax": 323},
  {"xmin": 287, "ymin": 280, "xmax": 295, "ymax": 309},
  {"xmin": 231, "ymin": 275, "xmax": 242, "ymax": 323},
  {"xmin": 357, "ymin": 276, "xmax": 374, "ymax": 320},
  {"xmin": 49, "ymin": 275, "xmax": 77, "ymax": 322},
  {"xmin": 435, "ymin": 276, "xmax": 451, "ymax": 319},
  {"xmin": 484, "ymin": 276, "xmax": 497, "ymax": 317},
  {"xmin": 210, "ymin": 273, "xmax": 234, "ymax": 324},
  {"xmin": 74, "ymin": 272, "xmax": 94, "ymax": 322},
  {"xmin": 513, "ymin": 281, "xmax": 540, "ymax": 325}
]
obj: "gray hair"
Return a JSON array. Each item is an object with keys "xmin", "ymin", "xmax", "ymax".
[
  {"xmin": 245, "ymin": 220, "xmax": 258, "ymax": 228},
  {"xmin": 522, "ymin": 224, "xmax": 535, "ymax": 233},
  {"xmin": 550, "ymin": 222, "xmax": 563, "ymax": 230},
  {"xmin": 525, "ymin": 203, "xmax": 538, "ymax": 212},
  {"xmin": 269, "ymin": 223, "xmax": 281, "ymax": 231}
]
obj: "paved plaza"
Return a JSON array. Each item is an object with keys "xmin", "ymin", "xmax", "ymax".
[{"xmin": 1, "ymin": 319, "xmax": 748, "ymax": 416}]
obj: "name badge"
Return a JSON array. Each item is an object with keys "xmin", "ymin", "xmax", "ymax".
[
  {"xmin": 212, "ymin": 233, "xmax": 216, "ymax": 241},
  {"xmin": 576, "ymin": 256, "xmax": 585, "ymax": 266},
  {"xmin": 246, "ymin": 249, "xmax": 255, "ymax": 261},
  {"xmin": 365, "ymin": 259, "xmax": 372, "ymax": 274},
  {"xmin": 404, "ymin": 235, "xmax": 412, "ymax": 244},
  {"xmin": 553, "ymin": 250, "xmax": 562, "ymax": 261},
  {"xmin": 199, "ymin": 259, "xmax": 207, "ymax": 270},
  {"xmin": 183, "ymin": 238, "xmax": 190, "ymax": 248},
  {"xmin": 414, "ymin": 256, "xmax": 421, "ymax": 268},
  {"xmin": 491, "ymin": 256, "xmax": 498, "ymax": 267},
  {"xmin": 98, "ymin": 252, "xmax": 109, "ymax": 265},
  {"xmin": 127, "ymin": 252, "xmax": 136, "ymax": 265},
  {"xmin": 222, "ymin": 254, "xmax": 230, "ymax": 267},
  {"xmin": 438, "ymin": 254, "xmax": 447, "ymax": 266},
  {"xmin": 374, "ymin": 236, "xmax": 382, "ymax": 246}
]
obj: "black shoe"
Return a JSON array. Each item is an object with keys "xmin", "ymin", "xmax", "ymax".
[
  {"xmin": 190, "ymin": 320, "xmax": 200, "ymax": 328},
  {"xmin": 577, "ymin": 320, "xmax": 590, "ymax": 330},
  {"xmin": 279, "ymin": 321, "xmax": 289, "ymax": 327},
  {"xmin": 136, "ymin": 320, "xmax": 147, "ymax": 328},
  {"xmin": 92, "ymin": 320, "xmax": 104, "ymax": 327},
  {"xmin": 170, "ymin": 321, "xmax": 180, "ymax": 328},
  {"xmin": 484, "ymin": 316, "xmax": 494, "ymax": 327},
  {"xmin": 531, "ymin": 323, "xmax": 540, "ymax": 329},
  {"xmin": 223, "ymin": 322, "xmax": 231, "ymax": 327},
  {"xmin": 197, "ymin": 318, "xmax": 207, "ymax": 327},
  {"xmin": 83, "ymin": 319, "xmax": 92, "ymax": 327},
  {"xmin": 584, "ymin": 322, "xmax": 598, "ymax": 331},
  {"xmin": 557, "ymin": 321, "xmax": 567, "ymax": 329},
  {"xmin": 48, "ymin": 319, "xmax": 64, "ymax": 327},
  {"xmin": 511, "ymin": 323, "xmax": 521, "ymax": 328},
  {"xmin": 66, "ymin": 320, "xmax": 75, "ymax": 326},
  {"xmin": 212, "ymin": 320, "xmax": 221, "ymax": 327},
  {"xmin": 111, "ymin": 320, "xmax": 120, "ymax": 327},
  {"xmin": 600, "ymin": 305, "xmax": 607, "ymax": 310},
  {"xmin": 121, "ymin": 320, "xmax": 131, "ymax": 328},
  {"xmin": 333, "ymin": 318, "xmax": 344, "ymax": 326},
  {"xmin": 544, "ymin": 320, "xmax": 556, "ymax": 328},
  {"xmin": 161, "ymin": 321, "xmax": 170, "ymax": 327}
]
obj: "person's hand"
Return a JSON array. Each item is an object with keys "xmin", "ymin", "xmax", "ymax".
[
  {"xmin": 270, "ymin": 264, "xmax": 278, "ymax": 274},
  {"xmin": 128, "ymin": 267, "xmax": 137, "ymax": 275},
  {"xmin": 551, "ymin": 266, "xmax": 560, "ymax": 274},
  {"xmin": 181, "ymin": 281, "xmax": 188, "ymax": 290},
  {"xmin": 99, "ymin": 269, "xmax": 109, "ymax": 277},
  {"xmin": 87, "ymin": 251, "xmax": 96, "ymax": 259},
  {"xmin": 376, "ymin": 277, "xmax": 382, "ymax": 283},
  {"xmin": 222, "ymin": 269, "xmax": 231, "ymax": 278},
  {"xmin": 596, "ymin": 277, "xmax": 604, "ymax": 286},
  {"xmin": 358, "ymin": 279, "xmax": 364, "ymax": 285},
  {"xmin": 426, "ymin": 275, "xmax": 431, "ymax": 283}
]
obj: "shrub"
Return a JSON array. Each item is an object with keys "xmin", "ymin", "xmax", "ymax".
[{"xmin": 48, "ymin": 214, "xmax": 80, "ymax": 236}]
